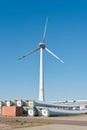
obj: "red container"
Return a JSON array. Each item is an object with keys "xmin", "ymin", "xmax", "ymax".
[{"xmin": 2, "ymin": 106, "xmax": 23, "ymax": 116}]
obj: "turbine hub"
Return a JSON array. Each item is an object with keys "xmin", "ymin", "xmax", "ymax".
[{"xmin": 39, "ymin": 43, "xmax": 46, "ymax": 49}]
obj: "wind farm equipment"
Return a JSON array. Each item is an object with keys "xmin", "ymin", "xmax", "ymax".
[
  {"xmin": 28, "ymin": 100, "xmax": 36, "ymax": 108},
  {"xmin": 17, "ymin": 100, "xmax": 25, "ymax": 107},
  {"xmin": 23, "ymin": 106, "xmax": 30, "ymax": 116},
  {"xmin": 24, "ymin": 99, "xmax": 30, "ymax": 106},
  {"xmin": 28, "ymin": 108, "xmax": 38, "ymax": 116},
  {"xmin": 0, "ymin": 101, "xmax": 6, "ymax": 107},
  {"xmin": 80, "ymin": 105, "xmax": 87, "ymax": 110},
  {"xmin": 29, "ymin": 100, "xmax": 79, "ymax": 109},
  {"xmin": 41, "ymin": 107, "xmax": 87, "ymax": 117},
  {"xmin": 27, "ymin": 100, "xmax": 41, "ymax": 108},
  {"xmin": 24, "ymin": 100, "xmax": 34, "ymax": 107},
  {"xmin": 0, "ymin": 101, "xmax": 5, "ymax": 115},
  {"xmin": 25, "ymin": 100, "xmax": 82, "ymax": 111},
  {"xmin": 6, "ymin": 100, "xmax": 15, "ymax": 106},
  {"xmin": 18, "ymin": 17, "xmax": 64, "ymax": 101},
  {"xmin": 27, "ymin": 100, "xmax": 43, "ymax": 108},
  {"xmin": 41, "ymin": 107, "xmax": 56, "ymax": 117}
]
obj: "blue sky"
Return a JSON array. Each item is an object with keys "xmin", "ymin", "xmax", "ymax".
[{"xmin": 0, "ymin": 0, "xmax": 87, "ymax": 101}]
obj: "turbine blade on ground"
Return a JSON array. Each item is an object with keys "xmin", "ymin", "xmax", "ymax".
[
  {"xmin": 45, "ymin": 48, "xmax": 64, "ymax": 63},
  {"xmin": 42, "ymin": 17, "xmax": 48, "ymax": 43},
  {"xmin": 18, "ymin": 47, "xmax": 40, "ymax": 60}
]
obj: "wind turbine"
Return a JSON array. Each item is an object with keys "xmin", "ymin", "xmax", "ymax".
[{"xmin": 18, "ymin": 17, "xmax": 64, "ymax": 102}]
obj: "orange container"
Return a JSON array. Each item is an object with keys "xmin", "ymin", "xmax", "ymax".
[{"xmin": 2, "ymin": 106, "xmax": 23, "ymax": 116}]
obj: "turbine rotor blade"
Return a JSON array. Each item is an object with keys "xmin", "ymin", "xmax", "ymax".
[
  {"xmin": 42, "ymin": 17, "xmax": 48, "ymax": 43},
  {"xmin": 18, "ymin": 47, "xmax": 40, "ymax": 60},
  {"xmin": 45, "ymin": 48, "xmax": 64, "ymax": 63}
]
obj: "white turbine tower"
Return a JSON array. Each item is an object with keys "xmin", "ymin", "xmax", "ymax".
[{"xmin": 18, "ymin": 17, "xmax": 64, "ymax": 102}]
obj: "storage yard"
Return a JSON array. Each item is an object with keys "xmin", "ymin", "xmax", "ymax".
[{"xmin": 0, "ymin": 99, "xmax": 87, "ymax": 117}]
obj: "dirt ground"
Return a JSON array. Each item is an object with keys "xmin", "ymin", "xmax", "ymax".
[
  {"xmin": 13, "ymin": 124, "xmax": 87, "ymax": 130},
  {"xmin": 0, "ymin": 114, "xmax": 87, "ymax": 130}
]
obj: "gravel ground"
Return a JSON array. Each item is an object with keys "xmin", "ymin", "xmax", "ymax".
[
  {"xmin": 13, "ymin": 124, "xmax": 87, "ymax": 130},
  {"xmin": 0, "ymin": 114, "xmax": 87, "ymax": 130}
]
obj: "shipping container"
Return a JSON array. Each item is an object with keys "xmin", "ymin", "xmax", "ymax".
[{"xmin": 2, "ymin": 106, "xmax": 23, "ymax": 116}]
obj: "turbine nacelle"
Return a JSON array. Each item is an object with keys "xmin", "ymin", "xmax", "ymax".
[{"xmin": 39, "ymin": 43, "xmax": 46, "ymax": 49}]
